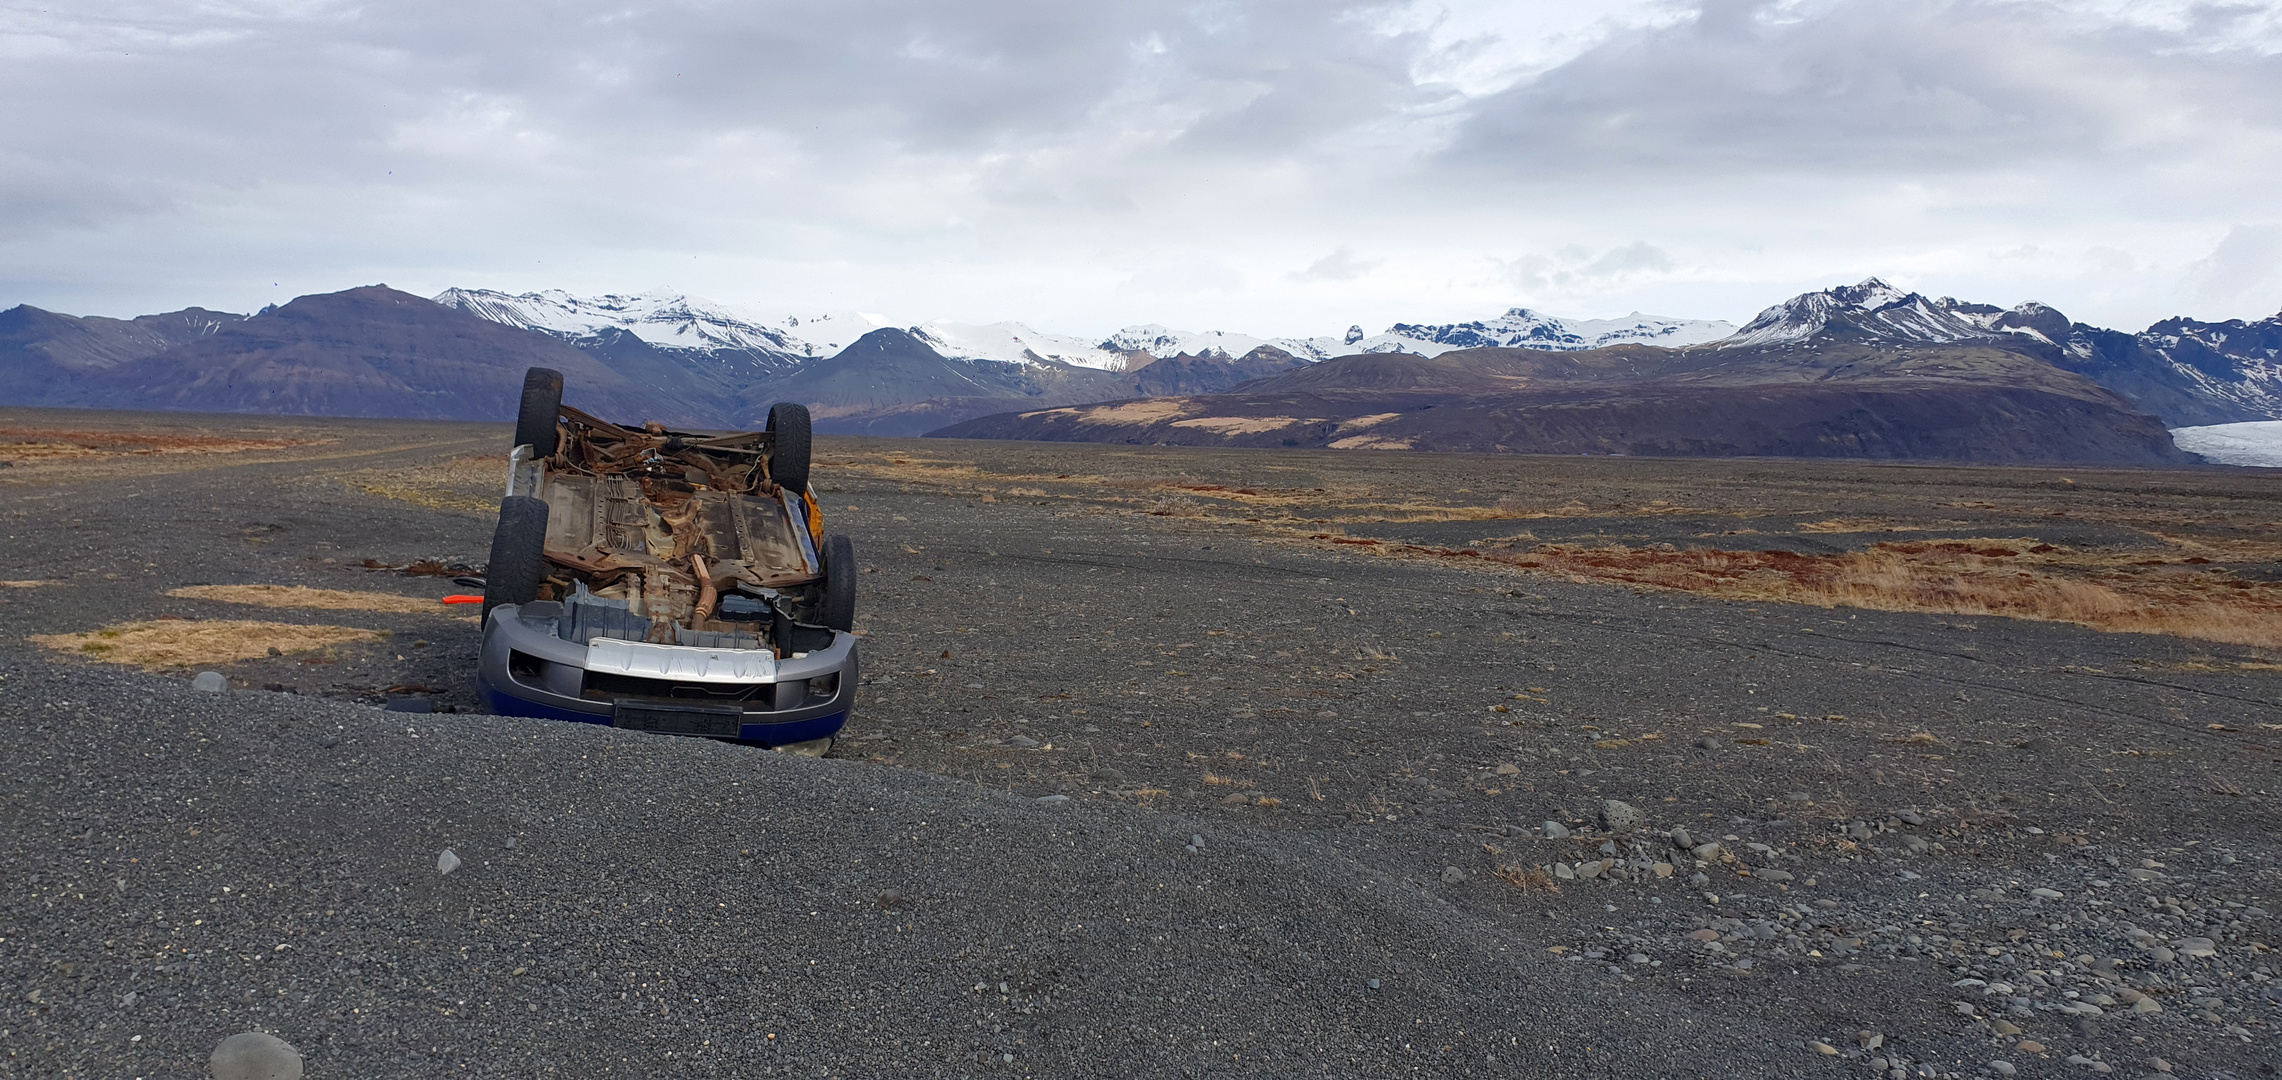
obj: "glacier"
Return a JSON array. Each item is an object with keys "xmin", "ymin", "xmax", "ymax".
[{"xmin": 2169, "ymin": 422, "xmax": 2282, "ymax": 467}]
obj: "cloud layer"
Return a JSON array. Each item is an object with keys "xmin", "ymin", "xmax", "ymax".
[{"xmin": 5, "ymin": 0, "xmax": 2279, "ymax": 332}]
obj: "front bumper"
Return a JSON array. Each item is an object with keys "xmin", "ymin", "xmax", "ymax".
[{"xmin": 477, "ymin": 603, "xmax": 857, "ymax": 746}]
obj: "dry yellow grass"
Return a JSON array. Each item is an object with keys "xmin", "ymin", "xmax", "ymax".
[
  {"xmin": 1169, "ymin": 416, "xmax": 1308, "ymax": 435},
  {"xmin": 338, "ymin": 454, "xmax": 506, "ymax": 513},
  {"xmin": 1797, "ymin": 518, "xmax": 1924, "ymax": 533},
  {"xmin": 1491, "ymin": 864, "xmax": 1560, "ymax": 893},
  {"xmin": 166, "ymin": 584, "xmax": 454, "ymax": 615},
  {"xmin": 1355, "ymin": 537, "xmax": 2282, "ymax": 649},
  {"xmin": 0, "ymin": 426, "xmax": 326, "ymax": 464},
  {"xmin": 33, "ymin": 620, "xmax": 385, "ymax": 668},
  {"xmin": 1325, "ymin": 434, "xmax": 1418, "ymax": 451},
  {"xmin": 0, "ymin": 580, "xmax": 57, "ymax": 588}
]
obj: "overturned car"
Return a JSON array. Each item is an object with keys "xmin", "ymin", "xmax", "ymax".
[{"xmin": 476, "ymin": 367, "xmax": 857, "ymax": 754}]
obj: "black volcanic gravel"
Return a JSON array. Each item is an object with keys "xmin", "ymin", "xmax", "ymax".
[{"xmin": 0, "ymin": 415, "xmax": 2276, "ymax": 1078}]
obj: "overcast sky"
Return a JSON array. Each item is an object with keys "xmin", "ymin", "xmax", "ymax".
[{"xmin": 5, "ymin": 0, "xmax": 2279, "ymax": 335}]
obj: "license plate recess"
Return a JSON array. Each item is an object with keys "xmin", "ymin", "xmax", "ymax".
[{"xmin": 612, "ymin": 701, "xmax": 744, "ymax": 738}]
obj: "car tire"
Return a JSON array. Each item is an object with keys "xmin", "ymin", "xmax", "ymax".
[
  {"xmin": 820, "ymin": 533, "xmax": 856, "ymax": 632},
  {"xmin": 515, "ymin": 367, "xmax": 563, "ymax": 458},
  {"xmin": 483, "ymin": 495, "xmax": 550, "ymax": 621},
  {"xmin": 766, "ymin": 402, "xmax": 812, "ymax": 493}
]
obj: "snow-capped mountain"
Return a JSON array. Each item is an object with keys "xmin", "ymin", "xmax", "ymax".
[
  {"xmin": 434, "ymin": 289, "xmax": 1139, "ymax": 371},
  {"xmin": 1101, "ymin": 310, "xmax": 1735, "ymax": 362},
  {"xmin": 2062, "ymin": 310, "xmax": 2282, "ymax": 425},
  {"xmin": 1372, "ymin": 309, "xmax": 1735, "ymax": 354},
  {"xmin": 1713, "ymin": 278, "xmax": 2282, "ymax": 426},
  {"xmin": 436, "ymin": 287, "xmax": 1735, "ymax": 371},
  {"xmin": 1102, "ymin": 325, "xmax": 1327, "ymax": 363},
  {"xmin": 1719, "ymin": 278, "xmax": 2043, "ymax": 349},
  {"xmin": 433, "ymin": 289, "xmax": 814, "ymax": 361},
  {"xmin": 911, "ymin": 321, "xmax": 1131, "ymax": 371}
]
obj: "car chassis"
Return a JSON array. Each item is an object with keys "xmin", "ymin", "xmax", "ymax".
[{"xmin": 475, "ymin": 368, "xmax": 857, "ymax": 753}]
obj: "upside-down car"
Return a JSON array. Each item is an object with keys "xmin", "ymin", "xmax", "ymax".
[{"xmin": 475, "ymin": 367, "xmax": 857, "ymax": 755}]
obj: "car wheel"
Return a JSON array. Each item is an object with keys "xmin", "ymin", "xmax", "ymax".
[
  {"xmin": 515, "ymin": 367, "xmax": 563, "ymax": 457},
  {"xmin": 482, "ymin": 495, "xmax": 550, "ymax": 621},
  {"xmin": 766, "ymin": 402, "xmax": 812, "ymax": 493},
  {"xmin": 820, "ymin": 533, "xmax": 856, "ymax": 631}
]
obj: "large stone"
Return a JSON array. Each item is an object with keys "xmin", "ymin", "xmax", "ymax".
[
  {"xmin": 1600, "ymin": 800, "xmax": 1644, "ymax": 832},
  {"xmin": 210, "ymin": 1032, "xmax": 303, "ymax": 1080}
]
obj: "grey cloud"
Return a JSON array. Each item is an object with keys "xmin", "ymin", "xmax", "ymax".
[
  {"xmin": 1497, "ymin": 241, "xmax": 1676, "ymax": 292},
  {"xmin": 2185, "ymin": 224, "xmax": 2282, "ymax": 317},
  {"xmin": 1445, "ymin": 0, "xmax": 2282, "ymax": 176},
  {"xmin": 1117, "ymin": 255, "xmax": 1246, "ymax": 296},
  {"xmin": 0, "ymin": 1, "xmax": 1441, "ymax": 244},
  {"xmin": 1289, "ymin": 247, "xmax": 1381, "ymax": 282},
  {"xmin": 7, "ymin": 1, "xmax": 2282, "ymax": 330}
]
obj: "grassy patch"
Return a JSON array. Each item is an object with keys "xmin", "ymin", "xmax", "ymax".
[
  {"xmin": 1369, "ymin": 538, "xmax": 2282, "ymax": 649},
  {"xmin": 339, "ymin": 455, "xmax": 506, "ymax": 513},
  {"xmin": 166, "ymin": 584, "xmax": 456, "ymax": 615},
  {"xmin": 33, "ymin": 619, "xmax": 385, "ymax": 668}
]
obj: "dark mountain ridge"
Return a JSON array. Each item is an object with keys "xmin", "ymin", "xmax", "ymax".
[
  {"xmin": 933, "ymin": 331, "xmax": 2194, "ymax": 465},
  {"xmin": 0, "ymin": 304, "xmax": 244, "ymax": 407},
  {"xmin": 5, "ymin": 278, "xmax": 2277, "ymax": 465},
  {"xmin": 3, "ymin": 286, "xmax": 695, "ymax": 424}
]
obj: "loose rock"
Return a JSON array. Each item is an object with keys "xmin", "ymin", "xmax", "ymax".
[
  {"xmin": 1601, "ymin": 800, "xmax": 1644, "ymax": 832},
  {"xmin": 436, "ymin": 848, "xmax": 461, "ymax": 875},
  {"xmin": 192, "ymin": 671, "xmax": 227, "ymax": 692},
  {"xmin": 209, "ymin": 1031, "xmax": 303, "ymax": 1080}
]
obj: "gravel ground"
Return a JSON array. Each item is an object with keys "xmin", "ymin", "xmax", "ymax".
[{"xmin": 1, "ymin": 412, "xmax": 2277, "ymax": 1078}]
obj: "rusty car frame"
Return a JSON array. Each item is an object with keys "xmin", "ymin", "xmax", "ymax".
[{"xmin": 475, "ymin": 367, "xmax": 857, "ymax": 754}]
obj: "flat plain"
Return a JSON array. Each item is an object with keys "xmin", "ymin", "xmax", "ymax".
[{"xmin": 2, "ymin": 406, "xmax": 2278, "ymax": 1079}]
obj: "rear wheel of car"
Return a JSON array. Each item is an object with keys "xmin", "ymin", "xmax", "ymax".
[
  {"xmin": 483, "ymin": 495, "xmax": 550, "ymax": 621},
  {"xmin": 766, "ymin": 402, "xmax": 811, "ymax": 493},
  {"xmin": 820, "ymin": 533, "xmax": 856, "ymax": 632},
  {"xmin": 515, "ymin": 367, "xmax": 563, "ymax": 457}
]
